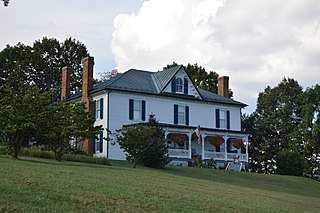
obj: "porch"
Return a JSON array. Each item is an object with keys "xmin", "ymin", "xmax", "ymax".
[{"xmin": 165, "ymin": 127, "xmax": 249, "ymax": 163}]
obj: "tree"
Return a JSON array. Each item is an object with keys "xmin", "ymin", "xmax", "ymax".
[
  {"xmin": 164, "ymin": 62, "xmax": 233, "ymax": 97},
  {"xmin": 116, "ymin": 115, "xmax": 169, "ymax": 168},
  {"xmin": 0, "ymin": 83, "xmax": 53, "ymax": 159},
  {"xmin": 98, "ymin": 69, "xmax": 120, "ymax": 82},
  {"xmin": 35, "ymin": 101, "xmax": 102, "ymax": 161},
  {"xmin": 250, "ymin": 78, "xmax": 304, "ymax": 174},
  {"xmin": 0, "ymin": 37, "xmax": 89, "ymax": 93},
  {"xmin": 300, "ymin": 85, "xmax": 320, "ymax": 180}
]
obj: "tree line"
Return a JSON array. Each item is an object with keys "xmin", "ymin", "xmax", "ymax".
[{"xmin": 243, "ymin": 78, "xmax": 320, "ymax": 180}]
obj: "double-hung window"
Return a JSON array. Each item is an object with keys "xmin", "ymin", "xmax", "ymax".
[
  {"xmin": 94, "ymin": 98, "xmax": 104, "ymax": 120},
  {"xmin": 129, "ymin": 99, "xmax": 146, "ymax": 121},
  {"xmin": 216, "ymin": 109, "xmax": 230, "ymax": 129},
  {"xmin": 93, "ymin": 132, "xmax": 103, "ymax": 153},
  {"xmin": 174, "ymin": 104, "xmax": 189, "ymax": 125}
]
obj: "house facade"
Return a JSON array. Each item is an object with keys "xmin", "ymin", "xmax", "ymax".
[{"xmin": 63, "ymin": 57, "xmax": 249, "ymax": 167}]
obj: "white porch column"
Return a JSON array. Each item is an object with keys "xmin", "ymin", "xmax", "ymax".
[
  {"xmin": 245, "ymin": 136, "xmax": 249, "ymax": 162},
  {"xmin": 188, "ymin": 131, "xmax": 192, "ymax": 159},
  {"xmin": 201, "ymin": 132, "xmax": 205, "ymax": 160},
  {"xmin": 223, "ymin": 135, "xmax": 228, "ymax": 161}
]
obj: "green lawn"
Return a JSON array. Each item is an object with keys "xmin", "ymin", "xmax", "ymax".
[{"xmin": 1, "ymin": 156, "xmax": 319, "ymax": 213}]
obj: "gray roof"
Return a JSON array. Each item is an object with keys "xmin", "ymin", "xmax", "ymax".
[{"xmin": 69, "ymin": 66, "xmax": 247, "ymax": 107}]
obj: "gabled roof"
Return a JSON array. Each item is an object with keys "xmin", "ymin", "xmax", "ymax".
[
  {"xmin": 69, "ymin": 66, "xmax": 247, "ymax": 107},
  {"xmin": 152, "ymin": 65, "xmax": 182, "ymax": 92}
]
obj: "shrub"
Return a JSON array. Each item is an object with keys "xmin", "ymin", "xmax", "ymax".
[
  {"xmin": 62, "ymin": 154, "xmax": 110, "ymax": 165},
  {"xmin": 0, "ymin": 144, "xmax": 9, "ymax": 155},
  {"xmin": 19, "ymin": 148, "xmax": 54, "ymax": 159},
  {"xmin": 117, "ymin": 115, "xmax": 169, "ymax": 168},
  {"xmin": 208, "ymin": 159, "xmax": 217, "ymax": 169},
  {"xmin": 194, "ymin": 155, "xmax": 202, "ymax": 168}
]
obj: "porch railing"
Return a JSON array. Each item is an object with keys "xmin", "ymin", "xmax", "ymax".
[
  {"xmin": 205, "ymin": 151, "xmax": 247, "ymax": 162},
  {"xmin": 168, "ymin": 149, "xmax": 189, "ymax": 158}
]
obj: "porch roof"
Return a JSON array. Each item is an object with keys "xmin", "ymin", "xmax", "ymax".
[{"xmin": 123, "ymin": 122, "xmax": 250, "ymax": 135}]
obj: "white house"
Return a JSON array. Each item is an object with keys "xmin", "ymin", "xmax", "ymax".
[{"xmin": 62, "ymin": 57, "xmax": 249, "ymax": 167}]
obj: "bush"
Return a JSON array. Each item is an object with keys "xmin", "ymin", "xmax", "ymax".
[
  {"xmin": 0, "ymin": 144, "xmax": 9, "ymax": 155},
  {"xmin": 20, "ymin": 147, "xmax": 54, "ymax": 159},
  {"xmin": 275, "ymin": 149, "xmax": 303, "ymax": 176},
  {"xmin": 208, "ymin": 159, "xmax": 217, "ymax": 169},
  {"xmin": 62, "ymin": 154, "xmax": 110, "ymax": 165},
  {"xmin": 194, "ymin": 155, "xmax": 202, "ymax": 168},
  {"xmin": 18, "ymin": 147, "xmax": 110, "ymax": 166},
  {"xmin": 117, "ymin": 115, "xmax": 169, "ymax": 168}
]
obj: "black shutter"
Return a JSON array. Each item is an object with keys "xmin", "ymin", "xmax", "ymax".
[
  {"xmin": 142, "ymin": 100, "xmax": 146, "ymax": 121},
  {"xmin": 100, "ymin": 98, "xmax": 104, "ymax": 119},
  {"xmin": 226, "ymin": 110, "xmax": 230, "ymax": 130},
  {"xmin": 184, "ymin": 78, "xmax": 188, "ymax": 95},
  {"xmin": 174, "ymin": 104, "xmax": 178, "ymax": 124},
  {"xmin": 216, "ymin": 109, "xmax": 220, "ymax": 128},
  {"xmin": 171, "ymin": 77, "xmax": 176, "ymax": 93},
  {"xmin": 99, "ymin": 132, "xmax": 103, "ymax": 153},
  {"xmin": 129, "ymin": 99, "xmax": 134, "ymax": 120},
  {"xmin": 185, "ymin": 106, "xmax": 189, "ymax": 126}
]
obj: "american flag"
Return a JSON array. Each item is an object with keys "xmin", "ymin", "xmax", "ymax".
[{"xmin": 195, "ymin": 125, "xmax": 201, "ymax": 144}]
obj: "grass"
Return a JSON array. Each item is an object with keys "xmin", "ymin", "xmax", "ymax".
[{"xmin": 1, "ymin": 156, "xmax": 320, "ymax": 212}]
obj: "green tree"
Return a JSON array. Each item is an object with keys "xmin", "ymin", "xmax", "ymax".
[
  {"xmin": 300, "ymin": 85, "xmax": 320, "ymax": 180},
  {"xmin": 0, "ymin": 83, "xmax": 53, "ymax": 159},
  {"xmin": 0, "ymin": 37, "xmax": 89, "ymax": 93},
  {"xmin": 36, "ymin": 100, "xmax": 102, "ymax": 161},
  {"xmin": 164, "ymin": 62, "xmax": 233, "ymax": 97},
  {"xmin": 116, "ymin": 115, "xmax": 169, "ymax": 168},
  {"xmin": 251, "ymin": 78, "xmax": 304, "ymax": 174}
]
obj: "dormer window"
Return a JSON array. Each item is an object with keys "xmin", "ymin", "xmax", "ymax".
[
  {"xmin": 171, "ymin": 77, "xmax": 188, "ymax": 95},
  {"xmin": 176, "ymin": 77, "xmax": 183, "ymax": 93}
]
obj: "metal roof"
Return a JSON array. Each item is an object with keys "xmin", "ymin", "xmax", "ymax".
[{"xmin": 68, "ymin": 66, "xmax": 247, "ymax": 107}]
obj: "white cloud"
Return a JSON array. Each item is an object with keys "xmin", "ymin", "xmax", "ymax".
[{"xmin": 111, "ymin": 0, "xmax": 320, "ymax": 113}]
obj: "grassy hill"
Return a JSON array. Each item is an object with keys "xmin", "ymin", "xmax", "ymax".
[{"xmin": 1, "ymin": 156, "xmax": 319, "ymax": 213}]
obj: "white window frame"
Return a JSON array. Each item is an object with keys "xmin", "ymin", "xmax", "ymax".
[
  {"xmin": 178, "ymin": 105, "xmax": 185, "ymax": 124},
  {"xmin": 220, "ymin": 109, "xmax": 227, "ymax": 129},
  {"xmin": 176, "ymin": 77, "xmax": 183, "ymax": 93},
  {"xmin": 134, "ymin": 100, "xmax": 142, "ymax": 121},
  {"xmin": 95, "ymin": 99, "xmax": 101, "ymax": 120}
]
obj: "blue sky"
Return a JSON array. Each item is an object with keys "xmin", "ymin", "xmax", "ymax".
[{"xmin": 1, "ymin": 0, "xmax": 320, "ymax": 113}]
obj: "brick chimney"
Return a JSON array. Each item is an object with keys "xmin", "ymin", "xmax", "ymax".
[
  {"xmin": 61, "ymin": 66, "xmax": 71, "ymax": 100},
  {"xmin": 81, "ymin": 56, "xmax": 94, "ymax": 156},
  {"xmin": 218, "ymin": 76, "xmax": 229, "ymax": 98}
]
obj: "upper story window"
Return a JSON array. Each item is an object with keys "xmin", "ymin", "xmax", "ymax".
[
  {"xmin": 171, "ymin": 77, "xmax": 188, "ymax": 95},
  {"xmin": 216, "ymin": 109, "xmax": 230, "ymax": 129},
  {"xmin": 129, "ymin": 99, "xmax": 146, "ymax": 121},
  {"xmin": 94, "ymin": 98, "xmax": 103, "ymax": 120},
  {"xmin": 174, "ymin": 104, "xmax": 189, "ymax": 125},
  {"xmin": 176, "ymin": 78, "xmax": 183, "ymax": 93}
]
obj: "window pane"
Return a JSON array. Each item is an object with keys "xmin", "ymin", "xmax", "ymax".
[
  {"xmin": 176, "ymin": 78, "xmax": 183, "ymax": 93},
  {"xmin": 178, "ymin": 105, "xmax": 185, "ymax": 124},
  {"xmin": 134, "ymin": 100, "xmax": 141, "ymax": 120}
]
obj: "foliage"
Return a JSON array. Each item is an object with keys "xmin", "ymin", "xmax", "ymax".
[
  {"xmin": 117, "ymin": 115, "xmax": 169, "ymax": 168},
  {"xmin": 164, "ymin": 62, "xmax": 233, "ymax": 97},
  {"xmin": 193, "ymin": 155, "xmax": 202, "ymax": 168},
  {"xmin": 207, "ymin": 159, "xmax": 217, "ymax": 169},
  {"xmin": 275, "ymin": 149, "xmax": 303, "ymax": 176},
  {"xmin": 97, "ymin": 69, "xmax": 121, "ymax": 82},
  {"xmin": 0, "ymin": 37, "xmax": 89, "ymax": 93},
  {"xmin": 245, "ymin": 78, "xmax": 320, "ymax": 180},
  {"xmin": 251, "ymin": 78, "xmax": 303, "ymax": 174},
  {"xmin": 0, "ymin": 83, "xmax": 54, "ymax": 159},
  {"xmin": 35, "ymin": 100, "xmax": 102, "ymax": 161}
]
